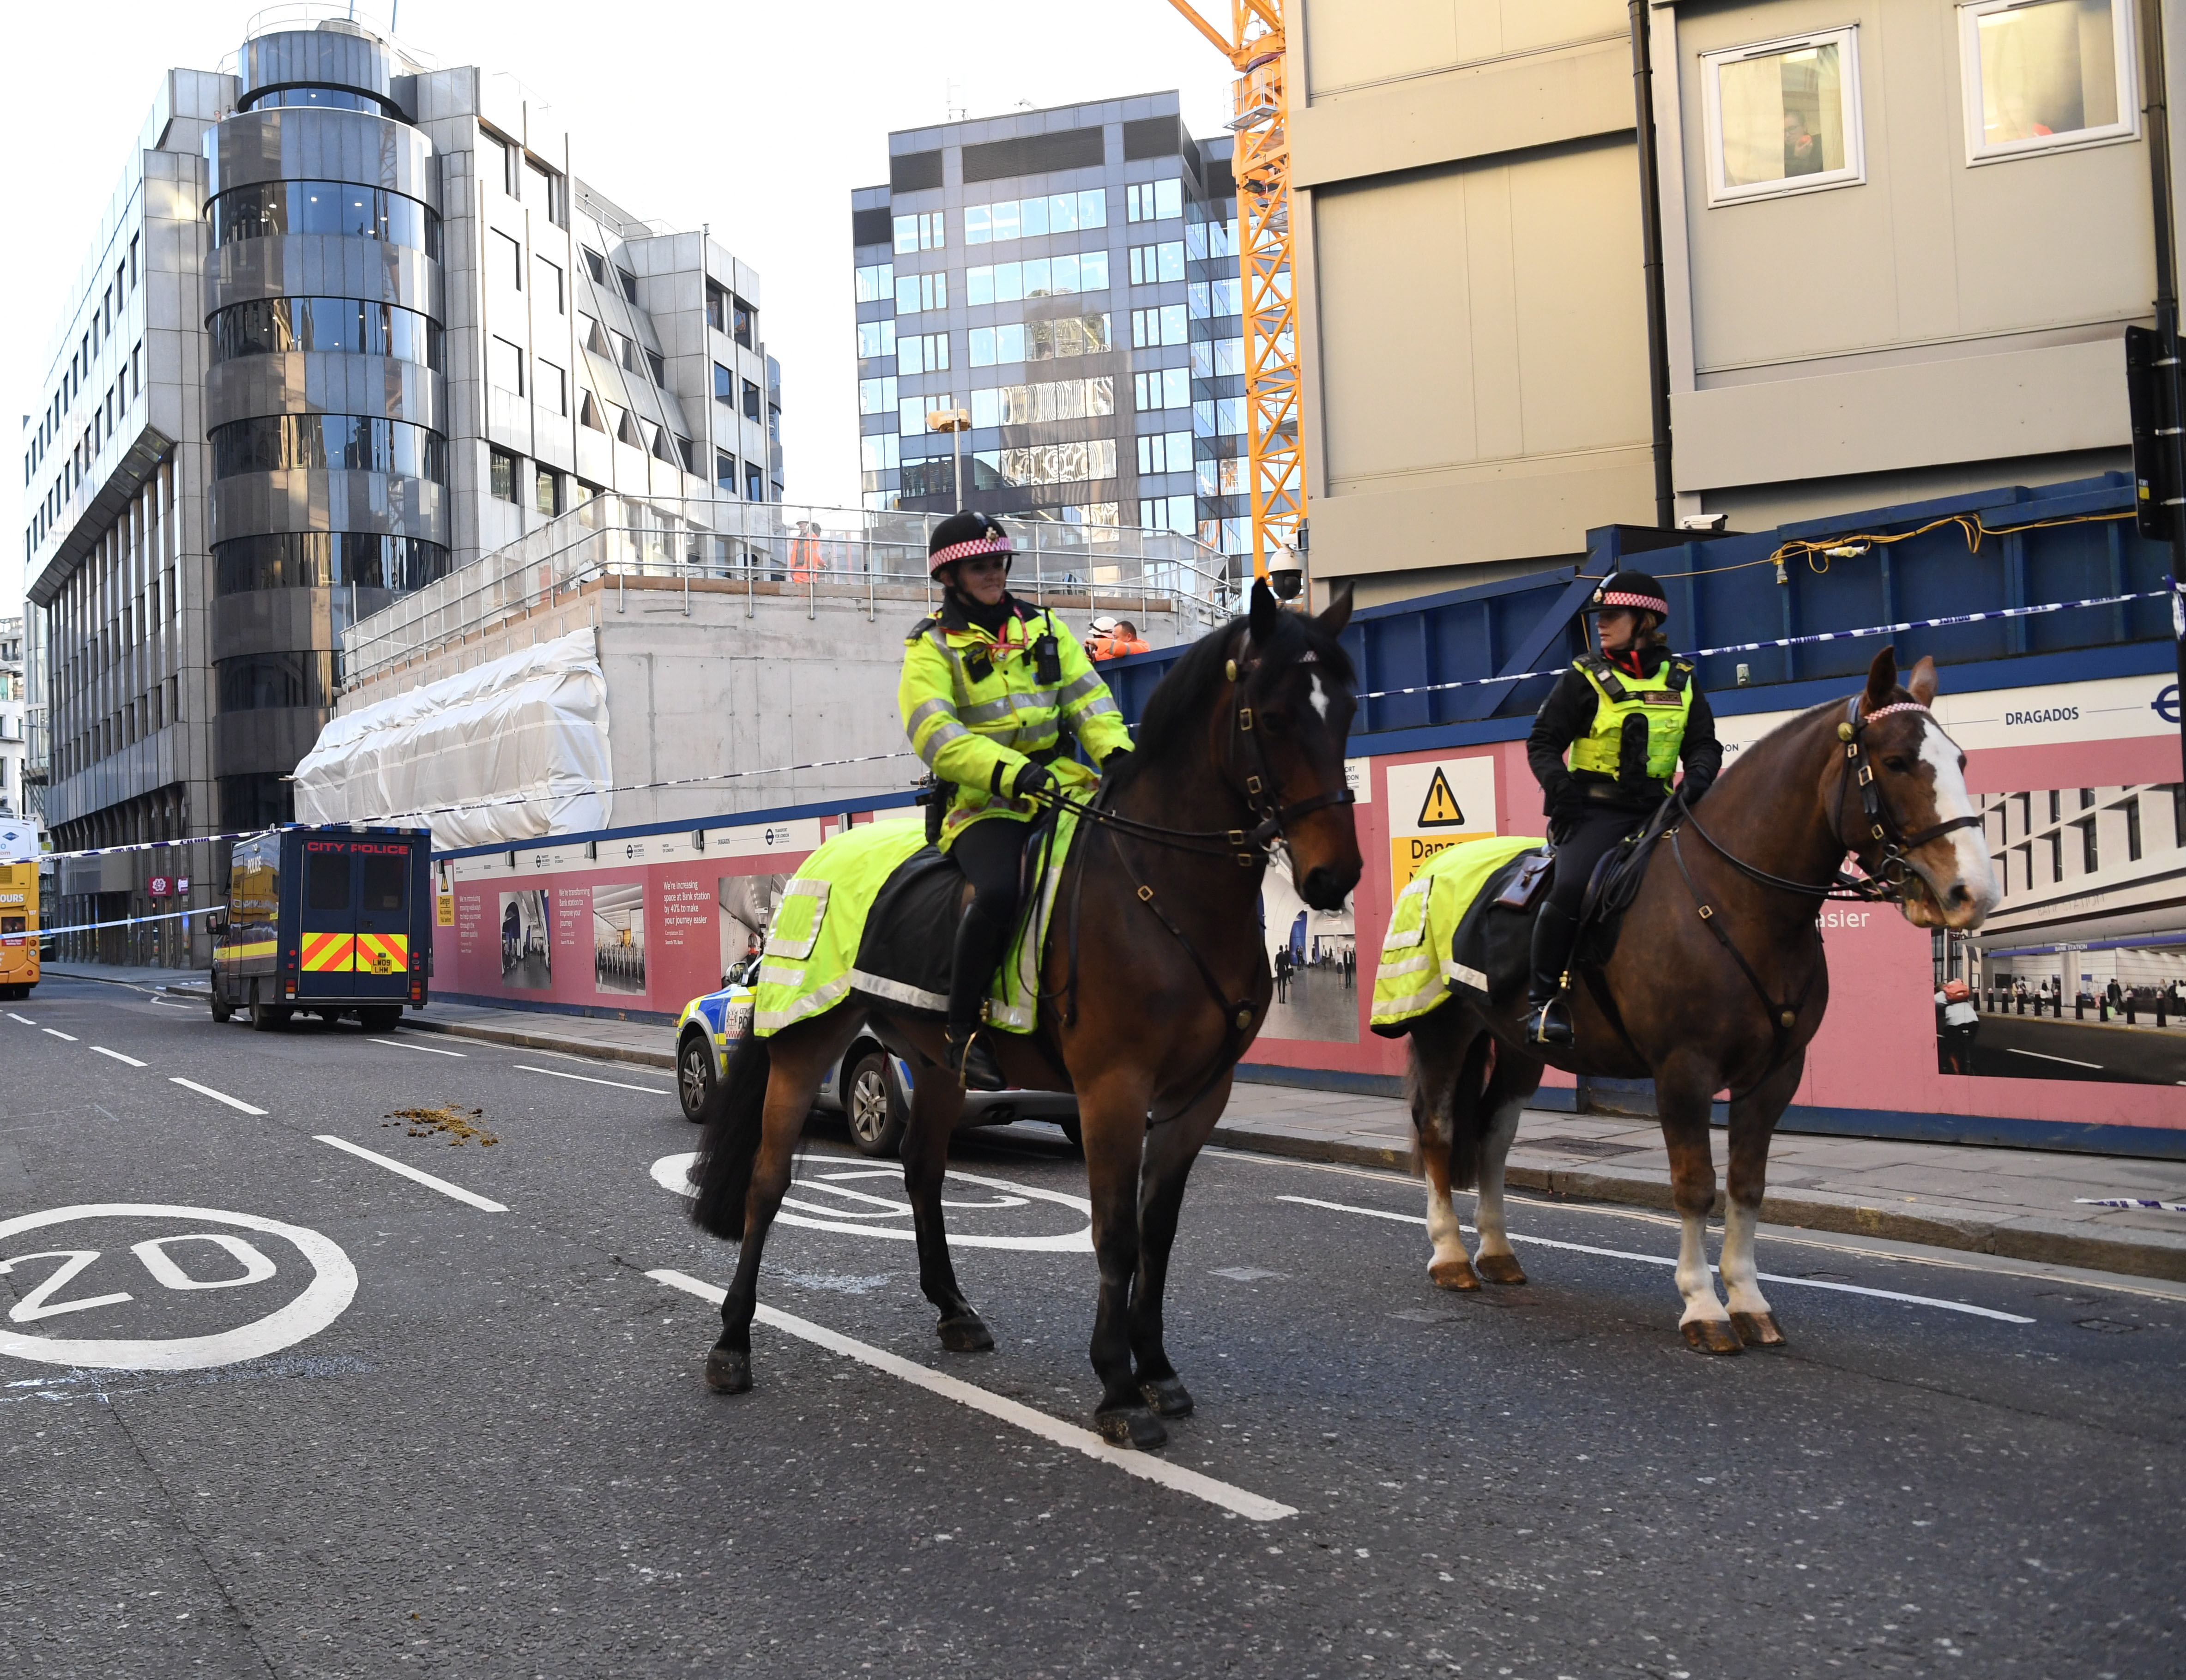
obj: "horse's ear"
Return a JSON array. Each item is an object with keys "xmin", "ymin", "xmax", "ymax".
[
  {"xmin": 1249, "ymin": 579, "xmax": 1280, "ymax": 644},
  {"xmin": 1317, "ymin": 580, "xmax": 1354, "ymax": 637},
  {"xmin": 1907, "ymin": 654, "xmax": 1938, "ymax": 707},
  {"xmin": 1863, "ymin": 645, "xmax": 1898, "ymax": 715}
]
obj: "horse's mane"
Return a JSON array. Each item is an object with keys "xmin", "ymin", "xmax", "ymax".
[{"xmin": 1125, "ymin": 608, "xmax": 1357, "ymax": 773}]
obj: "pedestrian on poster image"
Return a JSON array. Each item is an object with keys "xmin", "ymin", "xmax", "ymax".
[{"xmin": 1936, "ymin": 978, "xmax": 1978, "ymax": 1075}]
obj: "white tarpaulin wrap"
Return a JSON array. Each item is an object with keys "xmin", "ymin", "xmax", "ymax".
[{"xmin": 294, "ymin": 628, "xmax": 612, "ymax": 849}]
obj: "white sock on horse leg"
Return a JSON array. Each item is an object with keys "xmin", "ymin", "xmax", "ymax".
[
  {"xmin": 1675, "ymin": 1209, "xmax": 1727, "ymax": 1324},
  {"xmin": 1425, "ymin": 1187, "xmax": 1466, "ymax": 1268},
  {"xmin": 1719, "ymin": 1202, "xmax": 1771, "ymax": 1319},
  {"xmin": 1471, "ymin": 1098, "xmax": 1524, "ymax": 1260}
]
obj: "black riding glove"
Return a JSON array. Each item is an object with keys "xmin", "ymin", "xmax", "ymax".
[
  {"xmin": 1546, "ymin": 780, "xmax": 1587, "ymax": 826},
  {"xmin": 1679, "ymin": 773, "xmax": 1713, "ymax": 808},
  {"xmin": 1011, "ymin": 761, "xmax": 1056, "ymax": 801},
  {"xmin": 1099, "ymin": 748, "xmax": 1132, "ymax": 778}
]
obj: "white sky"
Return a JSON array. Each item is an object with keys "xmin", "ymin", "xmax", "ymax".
[{"xmin": 0, "ymin": 0, "xmax": 1232, "ymax": 621}]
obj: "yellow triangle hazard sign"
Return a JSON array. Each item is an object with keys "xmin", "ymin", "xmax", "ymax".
[{"xmin": 1417, "ymin": 766, "xmax": 1467, "ymax": 828}]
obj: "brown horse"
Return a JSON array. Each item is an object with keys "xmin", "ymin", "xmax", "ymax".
[
  {"xmin": 688, "ymin": 584, "xmax": 1362, "ymax": 1446},
  {"xmin": 1395, "ymin": 647, "xmax": 1999, "ymax": 1351}
]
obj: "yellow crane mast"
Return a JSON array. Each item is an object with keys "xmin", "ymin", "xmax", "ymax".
[{"xmin": 1166, "ymin": 0, "xmax": 1303, "ymax": 589}]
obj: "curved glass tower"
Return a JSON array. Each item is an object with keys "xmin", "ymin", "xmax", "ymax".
[{"xmin": 204, "ymin": 21, "xmax": 450, "ymax": 825}]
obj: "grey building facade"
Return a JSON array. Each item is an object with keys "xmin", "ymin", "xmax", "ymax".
[
  {"xmin": 21, "ymin": 14, "xmax": 780, "ymax": 963},
  {"xmin": 851, "ymin": 94, "xmax": 1257, "ymax": 574}
]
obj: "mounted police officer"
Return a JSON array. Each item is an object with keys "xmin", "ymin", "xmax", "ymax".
[
  {"xmin": 1523, "ymin": 569, "xmax": 1722, "ymax": 1046},
  {"xmin": 900, "ymin": 510, "xmax": 1135, "ymax": 1090}
]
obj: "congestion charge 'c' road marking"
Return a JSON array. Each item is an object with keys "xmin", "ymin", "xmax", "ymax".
[
  {"xmin": 91, "ymin": 1046, "xmax": 147, "ymax": 1068},
  {"xmin": 368, "ymin": 1036, "xmax": 467, "ymax": 1057},
  {"xmin": 516, "ymin": 1063, "xmax": 671, "ymax": 1095},
  {"xmin": 314, "ymin": 1136, "xmax": 507, "ymax": 1213},
  {"xmin": 645, "ymin": 1268, "xmax": 1296, "ymax": 1523},
  {"xmin": 650, "ymin": 1153, "xmax": 1091, "ymax": 1251},
  {"xmin": 1278, "ymin": 1195, "xmax": 2037, "ymax": 1324},
  {"xmin": 42, "ymin": 1029, "xmax": 77, "ymax": 1041},
  {"xmin": 169, "ymin": 1077, "xmax": 267, "ymax": 1116}
]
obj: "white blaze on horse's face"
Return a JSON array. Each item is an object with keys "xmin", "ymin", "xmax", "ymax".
[
  {"xmin": 1907, "ymin": 717, "xmax": 2000, "ymax": 932},
  {"xmin": 1308, "ymin": 673, "xmax": 1330, "ymax": 722}
]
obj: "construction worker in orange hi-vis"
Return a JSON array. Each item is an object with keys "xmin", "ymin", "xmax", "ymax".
[
  {"xmin": 1088, "ymin": 615, "xmax": 1150, "ymax": 661},
  {"xmin": 789, "ymin": 520, "xmax": 821, "ymax": 584}
]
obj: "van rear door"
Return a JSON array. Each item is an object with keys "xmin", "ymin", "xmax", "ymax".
[
  {"xmin": 299, "ymin": 840, "xmax": 358, "ymax": 997},
  {"xmin": 353, "ymin": 843, "xmax": 413, "ymax": 999}
]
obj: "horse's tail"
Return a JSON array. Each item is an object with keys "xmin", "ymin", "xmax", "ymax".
[{"xmin": 688, "ymin": 1030, "xmax": 772, "ymax": 1240}]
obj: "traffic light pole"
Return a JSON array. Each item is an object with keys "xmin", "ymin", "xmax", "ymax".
[{"xmin": 2143, "ymin": 0, "xmax": 2186, "ymax": 779}]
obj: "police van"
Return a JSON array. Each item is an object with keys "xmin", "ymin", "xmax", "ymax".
[{"xmin": 210, "ymin": 824, "xmax": 433, "ymax": 1030}]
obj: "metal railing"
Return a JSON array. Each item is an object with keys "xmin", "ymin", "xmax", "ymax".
[{"xmin": 341, "ymin": 495, "xmax": 1234, "ymax": 686}]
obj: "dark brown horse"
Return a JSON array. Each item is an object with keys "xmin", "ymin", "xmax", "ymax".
[
  {"xmin": 1395, "ymin": 647, "xmax": 1999, "ymax": 1351},
  {"xmin": 688, "ymin": 585, "xmax": 1361, "ymax": 1446}
]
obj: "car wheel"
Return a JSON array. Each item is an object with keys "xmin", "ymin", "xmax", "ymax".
[
  {"xmin": 677, "ymin": 1031, "xmax": 716, "ymax": 1124},
  {"xmin": 844, "ymin": 1048, "xmax": 906, "ymax": 1158}
]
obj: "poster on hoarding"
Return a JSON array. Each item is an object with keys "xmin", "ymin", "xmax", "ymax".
[
  {"xmin": 1383, "ymin": 756, "xmax": 1500, "ymax": 894},
  {"xmin": 591, "ymin": 880, "xmax": 647, "ymax": 995},
  {"xmin": 497, "ymin": 889, "xmax": 551, "ymax": 988}
]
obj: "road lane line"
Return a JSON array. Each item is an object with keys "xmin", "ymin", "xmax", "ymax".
[
  {"xmin": 7, "ymin": 1012, "xmax": 35, "ymax": 1025},
  {"xmin": 169, "ymin": 1077, "xmax": 268, "ymax": 1116},
  {"xmin": 314, "ymin": 1135, "xmax": 508, "ymax": 1212},
  {"xmin": 2005, "ymin": 1047, "xmax": 2104, "ymax": 1070},
  {"xmin": 516, "ymin": 1063, "xmax": 671, "ymax": 1094},
  {"xmin": 645, "ymin": 1268, "xmax": 1295, "ymax": 1522},
  {"xmin": 369, "ymin": 1036, "xmax": 467, "ymax": 1057},
  {"xmin": 91, "ymin": 1046, "xmax": 147, "ymax": 1067},
  {"xmin": 42, "ymin": 1028, "xmax": 78, "ymax": 1041},
  {"xmin": 1280, "ymin": 1195, "xmax": 2036, "ymax": 1324}
]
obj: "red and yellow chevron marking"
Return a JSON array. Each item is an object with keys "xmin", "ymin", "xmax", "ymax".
[
  {"xmin": 355, "ymin": 932, "xmax": 409, "ymax": 977},
  {"xmin": 300, "ymin": 932, "xmax": 356, "ymax": 973}
]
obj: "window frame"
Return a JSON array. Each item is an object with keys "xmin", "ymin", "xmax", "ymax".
[
  {"xmin": 1957, "ymin": 0, "xmax": 2140, "ymax": 166},
  {"xmin": 1698, "ymin": 25, "xmax": 1867, "ymax": 208}
]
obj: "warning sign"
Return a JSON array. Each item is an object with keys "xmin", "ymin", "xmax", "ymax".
[
  {"xmin": 1414, "ymin": 767, "xmax": 1467, "ymax": 828},
  {"xmin": 1383, "ymin": 757, "xmax": 1502, "ymax": 894}
]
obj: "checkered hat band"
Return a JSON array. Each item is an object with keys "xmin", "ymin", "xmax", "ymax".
[
  {"xmin": 929, "ymin": 534, "xmax": 1014, "ymax": 567},
  {"xmin": 1598, "ymin": 589, "xmax": 1669, "ymax": 615},
  {"xmin": 1864, "ymin": 701, "xmax": 1929, "ymax": 721}
]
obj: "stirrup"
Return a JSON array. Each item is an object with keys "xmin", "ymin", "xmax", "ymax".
[
  {"xmin": 1528, "ymin": 995, "xmax": 1573, "ymax": 1047},
  {"xmin": 945, "ymin": 1027, "xmax": 1006, "ymax": 1093}
]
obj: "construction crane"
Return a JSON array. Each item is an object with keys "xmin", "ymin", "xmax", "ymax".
[{"xmin": 1165, "ymin": 1, "xmax": 1303, "ymax": 592}]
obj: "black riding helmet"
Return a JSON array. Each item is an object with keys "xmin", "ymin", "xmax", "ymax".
[
  {"xmin": 926, "ymin": 509, "xmax": 1014, "ymax": 580},
  {"xmin": 1579, "ymin": 569, "xmax": 1671, "ymax": 624}
]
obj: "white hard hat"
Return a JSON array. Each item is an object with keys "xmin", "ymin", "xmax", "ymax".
[{"xmin": 1089, "ymin": 615, "xmax": 1119, "ymax": 634}]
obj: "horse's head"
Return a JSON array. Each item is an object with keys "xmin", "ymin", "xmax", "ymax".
[
  {"xmin": 1830, "ymin": 647, "xmax": 2000, "ymax": 931},
  {"xmin": 1233, "ymin": 581, "xmax": 1363, "ymax": 910}
]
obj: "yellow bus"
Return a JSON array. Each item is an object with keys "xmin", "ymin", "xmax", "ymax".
[{"xmin": 0, "ymin": 857, "xmax": 37, "ymax": 999}]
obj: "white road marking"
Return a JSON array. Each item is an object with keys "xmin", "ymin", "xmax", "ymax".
[
  {"xmin": 169, "ymin": 1077, "xmax": 267, "ymax": 1116},
  {"xmin": 42, "ymin": 1028, "xmax": 78, "ymax": 1041},
  {"xmin": 652, "ymin": 1153, "xmax": 1090, "ymax": 1251},
  {"xmin": 314, "ymin": 1135, "xmax": 508, "ymax": 1213},
  {"xmin": 91, "ymin": 1046, "xmax": 147, "ymax": 1067},
  {"xmin": 516, "ymin": 1063, "xmax": 670, "ymax": 1094},
  {"xmin": 646, "ymin": 1268, "xmax": 1295, "ymax": 1523},
  {"xmin": 2006, "ymin": 1047, "xmax": 2104, "ymax": 1070},
  {"xmin": 1280, "ymin": 1195, "xmax": 2036, "ymax": 1323},
  {"xmin": 7, "ymin": 1012, "xmax": 36, "ymax": 1024},
  {"xmin": 370, "ymin": 1036, "xmax": 466, "ymax": 1058}
]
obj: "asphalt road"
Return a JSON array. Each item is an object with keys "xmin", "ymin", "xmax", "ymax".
[
  {"xmin": 3, "ymin": 973, "xmax": 2181, "ymax": 1679},
  {"xmin": 1962, "ymin": 1013, "xmax": 2186, "ymax": 1085}
]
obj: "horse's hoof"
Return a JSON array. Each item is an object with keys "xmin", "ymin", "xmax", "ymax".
[
  {"xmin": 937, "ymin": 1313, "xmax": 994, "ymax": 1353},
  {"xmin": 1731, "ymin": 1311, "xmax": 1787, "ymax": 1349},
  {"xmin": 1681, "ymin": 1318, "xmax": 1744, "ymax": 1356},
  {"xmin": 703, "ymin": 1343, "xmax": 751, "ymax": 1393},
  {"xmin": 1428, "ymin": 1256, "xmax": 1481, "ymax": 1292},
  {"xmin": 1095, "ymin": 1407, "xmax": 1168, "ymax": 1450},
  {"xmin": 1140, "ymin": 1377, "xmax": 1194, "ymax": 1418},
  {"xmin": 1474, "ymin": 1252, "xmax": 1528, "ymax": 1286}
]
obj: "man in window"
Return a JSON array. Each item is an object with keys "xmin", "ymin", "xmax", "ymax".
[{"xmin": 1783, "ymin": 109, "xmax": 1827, "ymax": 177}]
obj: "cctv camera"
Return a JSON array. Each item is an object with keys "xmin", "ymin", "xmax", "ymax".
[{"xmin": 1266, "ymin": 545, "xmax": 1304, "ymax": 601}]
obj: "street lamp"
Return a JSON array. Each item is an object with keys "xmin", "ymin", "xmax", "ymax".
[{"xmin": 926, "ymin": 406, "xmax": 971, "ymax": 510}]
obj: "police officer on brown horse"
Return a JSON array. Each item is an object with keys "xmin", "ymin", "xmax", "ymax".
[{"xmin": 1524, "ymin": 570, "xmax": 1722, "ymax": 1045}]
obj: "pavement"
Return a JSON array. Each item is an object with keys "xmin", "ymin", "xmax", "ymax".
[
  {"xmin": 5, "ymin": 970, "xmax": 2182, "ymax": 1677},
  {"xmin": 48, "ymin": 960, "xmax": 2186, "ymax": 1287}
]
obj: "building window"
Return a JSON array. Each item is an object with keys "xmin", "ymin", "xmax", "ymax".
[
  {"xmin": 1129, "ymin": 242, "xmax": 1188, "ymax": 285},
  {"xmin": 858, "ymin": 375, "xmax": 900, "ymax": 415},
  {"xmin": 1137, "ymin": 495, "xmax": 1195, "ymax": 535},
  {"xmin": 706, "ymin": 282, "xmax": 728, "ymax": 332},
  {"xmin": 213, "ymin": 298, "xmax": 443, "ymax": 367},
  {"xmin": 857, "ymin": 320, "xmax": 898, "ymax": 361},
  {"xmin": 716, "ymin": 450, "xmax": 738, "ymax": 495},
  {"xmin": 1958, "ymin": 0, "xmax": 2136, "ymax": 163},
  {"xmin": 579, "ymin": 388, "xmax": 606, "ymax": 430},
  {"xmin": 207, "ymin": 179, "xmax": 442, "ymax": 260},
  {"xmin": 534, "ymin": 465, "xmax": 561, "ymax": 516},
  {"xmin": 743, "ymin": 378, "xmax": 761, "ymax": 422},
  {"xmin": 209, "ymin": 414, "xmax": 447, "ymax": 482},
  {"xmin": 1701, "ymin": 28, "xmax": 1865, "ymax": 205},
  {"xmin": 482, "ymin": 128, "xmax": 518, "ymax": 195},
  {"xmin": 860, "ymin": 433, "xmax": 900, "ymax": 474},
  {"xmin": 580, "ymin": 314, "xmax": 609, "ymax": 357},
  {"xmin": 581, "ymin": 246, "xmax": 607, "ymax": 285},
  {"xmin": 489, "ymin": 447, "xmax": 520, "ymax": 503},
  {"xmin": 964, "ymin": 190, "xmax": 1107, "ymax": 245},
  {"xmin": 1125, "ymin": 180, "xmax": 1183, "ymax": 223},
  {"xmin": 893, "ymin": 212, "xmax": 946, "ymax": 253},
  {"xmin": 488, "ymin": 336, "xmax": 525, "ymax": 396},
  {"xmin": 1131, "ymin": 305, "xmax": 1189, "ymax": 349},
  {"xmin": 491, "ymin": 229, "xmax": 523, "ymax": 289},
  {"xmin": 900, "ymin": 393, "xmax": 951, "ymax": 437},
  {"xmin": 895, "ymin": 271, "xmax": 947, "ymax": 314},
  {"xmin": 968, "ymin": 439, "xmax": 1118, "ymax": 489},
  {"xmin": 524, "ymin": 156, "xmax": 561, "ymax": 222},
  {"xmin": 534, "ymin": 255, "xmax": 564, "ymax": 312},
  {"xmin": 537, "ymin": 358, "xmax": 567, "ymax": 415},
  {"xmin": 896, "ymin": 332, "xmax": 950, "ymax": 376},
  {"xmin": 1136, "ymin": 430, "xmax": 1193, "ymax": 476},
  {"xmin": 968, "ymin": 377, "xmax": 1115, "ymax": 429},
  {"xmin": 733, "ymin": 298, "xmax": 754, "ymax": 348},
  {"xmin": 1134, "ymin": 368, "xmax": 1191, "ymax": 411},
  {"xmin": 745, "ymin": 462, "xmax": 764, "ymax": 501},
  {"xmin": 616, "ymin": 266, "xmax": 639, "ymax": 305},
  {"xmin": 854, "ymin": 262, "xmax": 894, "ymax": 302},
  {"xmin": 646, "ymin": 348, "xmax": 666, "ymax": 386},
  {"xmin": 2125, "ymin": 796, "xmax": 2143, "ymax": 862}
]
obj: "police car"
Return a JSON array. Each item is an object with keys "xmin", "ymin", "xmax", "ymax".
[{"xmin": 673, "ymin": 961, "xmax": 1080, "ymax": 1156}]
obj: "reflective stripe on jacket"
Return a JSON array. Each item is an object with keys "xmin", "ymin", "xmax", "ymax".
[
  {"xmin": 1564, "ymin": 653, "xmax": 1695, "ymax": 789},
  {"xmin": 899, "ymin": 600, "xmax": 1133, "ymax": 846}
]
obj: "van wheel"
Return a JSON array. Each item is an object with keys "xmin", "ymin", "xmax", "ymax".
[
  {"xmin": 844, "ymin": 1048, "xmax": 906, "ymax": 1158},
  {"xmin": 211, "ymin": 988, "xmax": 233, "ymax": 1024},
  {"xmin": 358, "ymin": 1005, "xmax": 403, "ymax": 1033},
  {"xmin": 248, "ymin": 983, "xmax": 287, "ymax": 1032}
]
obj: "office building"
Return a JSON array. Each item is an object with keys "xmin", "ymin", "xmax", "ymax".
[
  {"xmin": 850, "ymin": 94, "xmax": 1262, "ymax": 574},
  {"xmin": 1288, "ymin": 0, "xmax": 2151, "ymax": 603},
  {"xmin": 21, "ymin": 10, "xmax": 779, "ymax": 961},
  {"xmin": 0, "ymin": 617, "xmax": 25, "ymax": 818}
]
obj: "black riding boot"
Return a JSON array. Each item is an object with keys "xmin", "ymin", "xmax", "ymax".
[
  {"xmin": 944, "ymin": 906, "xmax": 1009, "ymax": 1092},
  {"xmin": 1528, "ymin": 903, "xmax": 1579, "ymax": 1046}
]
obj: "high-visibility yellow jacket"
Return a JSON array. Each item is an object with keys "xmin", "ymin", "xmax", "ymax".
[{"xmin": 899, "ymin": 597, "xmax": 1133, "ymax": 847}]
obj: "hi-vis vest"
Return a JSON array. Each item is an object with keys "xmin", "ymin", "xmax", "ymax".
[
  {"xmin": 898, "ymin": 603, "xmax": 1133, "ymax": 847},
  {"xmin": 1565, "ymin": 653, "xmax": 1695, "ymax": 786}
]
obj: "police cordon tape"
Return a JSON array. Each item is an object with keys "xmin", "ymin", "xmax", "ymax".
[
  {"xmin": 30, "ymin": 587, "xmax": 2178, "ymax": 862},
  {"xmin": 27, "ymin": 906, "xmax": 201, "ymax": 938},
  {"xmin": 1353, "ymin": 588, "xmax": 2174, "ymax": 702}
]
